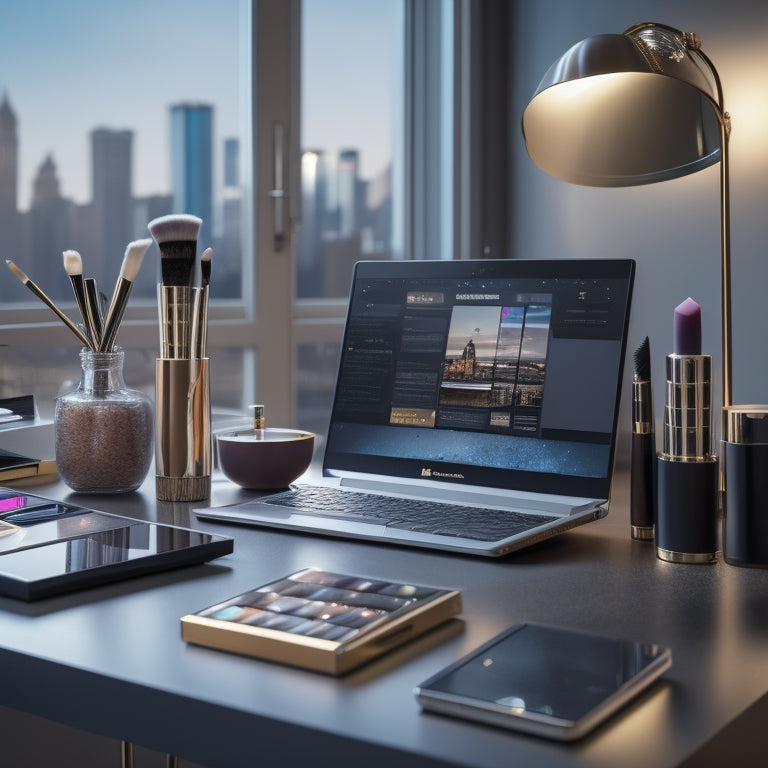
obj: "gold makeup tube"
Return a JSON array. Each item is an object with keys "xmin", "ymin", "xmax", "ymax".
[
  {"xmin": 155, "ymin": 357, "xmax": 211, "ymax": 502},
  {"xmin": 158, "ymin": 285, "xmax": 192, "ymax": 359}
]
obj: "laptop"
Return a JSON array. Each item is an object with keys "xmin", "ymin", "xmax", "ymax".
[{"xmin": 197, "ymin": 258, "xmax": 635, "ymax": 556}]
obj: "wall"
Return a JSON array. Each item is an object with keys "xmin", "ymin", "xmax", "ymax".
[{"xmin": 510, "ymin": 0, "xmax": 768, "ymax": 464}]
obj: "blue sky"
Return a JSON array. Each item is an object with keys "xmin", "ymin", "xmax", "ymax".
[
  {"xmin": 1, "ymin": 0, "xmax": 241, "ymax": 208},
  {"xmin": 1, "ymin": 0, "xmax": 398, "ymax": 211}
]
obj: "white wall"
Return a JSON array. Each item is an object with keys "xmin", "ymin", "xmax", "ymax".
[{"xmin": 510, "ymin": 0, "xmax": 768, "ymax": 462}]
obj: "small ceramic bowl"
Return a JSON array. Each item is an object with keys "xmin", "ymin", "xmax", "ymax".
[{"xmin": 216, "ymin": 427, "xmax": 315, "ymax": 490}]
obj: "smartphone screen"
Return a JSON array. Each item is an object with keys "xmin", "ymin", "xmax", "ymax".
[{"xmin": 415, "ymin": 622, "xmax": 671, "ymax": 740}]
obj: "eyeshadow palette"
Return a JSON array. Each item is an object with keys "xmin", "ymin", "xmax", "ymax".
[{"xmin": 181, "ymin": 568, "xmax": 462, "ymax": 674}]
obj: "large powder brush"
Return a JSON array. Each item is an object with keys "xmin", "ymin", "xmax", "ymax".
[{"xmin": 149, "ymin": 214, "xmax": 202, "ymax": 358}]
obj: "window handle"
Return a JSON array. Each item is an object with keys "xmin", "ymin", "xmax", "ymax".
[{"xmin": 269, "ymin": 122, "xmax": 286, "ymax": 251}]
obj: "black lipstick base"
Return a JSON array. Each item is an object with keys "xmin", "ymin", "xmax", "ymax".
[{"xmin": 656, "ymin": 455, "xmax": 719, "ymax": 563}]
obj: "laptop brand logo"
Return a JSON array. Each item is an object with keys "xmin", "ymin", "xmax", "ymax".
[{"xmin": 421, "ymin": 468, "xmax": 465, "ymax": 480}]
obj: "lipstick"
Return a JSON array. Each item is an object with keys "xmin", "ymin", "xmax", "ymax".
[{"xmin": 656, "ymin": 298, "xmax": 719, "ymax": 563}]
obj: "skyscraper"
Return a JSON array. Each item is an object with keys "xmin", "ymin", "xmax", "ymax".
[
  {"xmin": 0, "ymin": 92, "xmax": 21, "ymax": 300},
  {"xmin": 91, "ymin": 127, "xmax": 133, "ymax": 286},
  {"xmin": 171, "ymin": 103, "xmax": 213, "ymax": 250},
  {"xmin": 27, "ymin": 154, "xmax": 75, "ymax": 300},
  {"xmin": 223, "ymin": 137, "xmax": 239, "ymax": 188},
  {"xmin": 337, "ymin": 149, "xmax": 360, "ymax": 238}
]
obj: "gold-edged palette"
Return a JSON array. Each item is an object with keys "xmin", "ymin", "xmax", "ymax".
[{"xmin": 181, "ymin": 567, "xmax": 462, "ymax": 675}]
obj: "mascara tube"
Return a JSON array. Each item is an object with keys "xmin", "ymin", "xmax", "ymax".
[
  {"xmin": 631, "ymin": 338, "xmax": 655, "ymax": 540},
  {"xmin": 656, "ymin": 299, "xmax": 718, "ymax": 563}
]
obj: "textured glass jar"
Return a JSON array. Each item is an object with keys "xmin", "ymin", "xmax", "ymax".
[{"xmin": 55, "ymin": 348, "xmax": 153, "ymax": 493}]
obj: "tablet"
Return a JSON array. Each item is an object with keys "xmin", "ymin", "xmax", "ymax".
[
  {"xmin": 414, "ymin": 621, "xmax": 671, "ymax": 741},
  {"xmin": 0, "ymin": 488, "xmax": 234, "ymax": 600}
]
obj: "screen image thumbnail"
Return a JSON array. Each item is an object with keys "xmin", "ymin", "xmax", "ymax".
[
  {"xmin": 439, "ymin": 302, "xmax": 552, "ymax": 435},
  {"xmin": 439, "ymin": 306, "xmax": 502, "ymax": 408}
]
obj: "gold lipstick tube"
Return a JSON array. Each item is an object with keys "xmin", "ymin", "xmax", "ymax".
[{"xmin": 155, "ymin": 357, "xmax": 211, "ymax": 502}]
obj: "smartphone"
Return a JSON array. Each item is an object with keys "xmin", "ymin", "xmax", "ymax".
[{"xmin": 414, "ymin": 621, "xmax": 671, "ymax": 741}]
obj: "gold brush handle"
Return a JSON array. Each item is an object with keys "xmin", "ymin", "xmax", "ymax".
[{"xmin": 155, "ymin": 357, "xmax": 211, "ymax": 502}]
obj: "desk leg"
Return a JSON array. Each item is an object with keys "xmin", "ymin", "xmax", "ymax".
[
  {"xmin": 120, "ymin": 740, "xmax": 178, "ymax": 767},
  {"xmin": 121, "ymin": 741, "xmax": 134, "ymax": 768}
]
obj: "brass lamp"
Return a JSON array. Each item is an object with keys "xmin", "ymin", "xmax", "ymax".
[{"xmin": 521, "ymin": 21, "xmax": 733, "ymax": 408}]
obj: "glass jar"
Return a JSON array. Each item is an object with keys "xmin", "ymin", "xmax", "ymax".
[{"xmin": 55, "ymin": 348, "xmax": 153, "ymax": 493}]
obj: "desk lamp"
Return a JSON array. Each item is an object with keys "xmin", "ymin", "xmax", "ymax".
[
  {"xmin": 521, "ymin": 21, "xmax": 732, "ymax": 408},
  {"xmin": 522, "ymin": 22, "xmax": 743, "ymax": 563}
]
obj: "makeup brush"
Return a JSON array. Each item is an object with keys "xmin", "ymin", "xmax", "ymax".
[
  {"xmin": 62, "ymin": 249, "xmax": 96, "ymax": 346},
  {"xmin": 84, "ymin": 278, "xmax": 104, "ymax": 345},
  {"xmin": 148, "ymin": 214, "xmax": 202, "ymax": 359},
  {"xmin": 200, "ymin": 246, "xmax": 212, "ymax": 287},
  {"xmin": 6, "ymin": 260, "xmax": 94, "ymax": 350},
  {"xmin": 99, "ymin": 239, "xmax": 152, "ymax": 352},
  {"xmin": 192, "ymin": 247, "xmax": 212, "ymax": 358},
  {"xmin": 148, "ymin": 214, "xmax": 202, "ymax": 288},
  {"xmin": 631, "ymin": 336, "xmax": 655, "ymax": 541}
]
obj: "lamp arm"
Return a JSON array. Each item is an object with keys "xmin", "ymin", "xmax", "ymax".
[
  {"xmin": 720, "ymin": 117, "xmax": 732, "ymax": 409},
  {"xmin": 690, "ymin": 40, "xmax": 732, "ymax": 408}
]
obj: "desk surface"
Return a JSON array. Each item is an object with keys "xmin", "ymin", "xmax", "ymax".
[{"xmin": 1, "ymin": 470, "xmax": 767, "ymax": 768}]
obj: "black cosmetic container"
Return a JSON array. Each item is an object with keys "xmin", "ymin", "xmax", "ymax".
[
  {"xmin": 723, "ymin": 405, "xmax": 768, "ymax": 567},
  {"xmin": 656, "ymin": 354, "xmax": 719, "ymax": 563}
]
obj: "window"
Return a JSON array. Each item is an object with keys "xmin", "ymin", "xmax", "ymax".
[
  {"xmin": 1, "ymin": 0, "xmax": 500, "ymax": 436},
  {"xmin": 298, "ymin": 0, "xmax": 403, "ymax": 299},
  {"xmin": 0, "ymin": 0, "xmax": 258, "ymax": 419}
]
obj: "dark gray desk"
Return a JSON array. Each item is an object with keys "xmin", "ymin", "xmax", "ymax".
[{"xmin": 1, "ymin": 470, "xmax": 767, "ymax": 767}]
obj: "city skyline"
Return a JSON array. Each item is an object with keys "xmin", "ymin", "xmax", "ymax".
[
  {"xmin": 1, "ymin": 0, "xmax": 241, "ymax": 209},
  {"xmin": 1, "ymin": 0, "xmax": 399, "ymax": 304},
  {"xmin": 0, "ymin": 89, "xmax": 394, "ymax": 304},
  {"xmin": 1, "ymin": 0, "xmax": 397, "ymax": 211}
]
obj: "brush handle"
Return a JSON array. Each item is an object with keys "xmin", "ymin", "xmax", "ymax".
[
  {"xmin": 100, "ymin": 278, "xmax": 133, "ymax": 352},
  {"xmin": 69, "ymin": 275, "xmax": 96, "ymax": 347},
  {"xmin": 191, "ymin": 285, "xmax": 209, "ymax": 359},
  {"xmin": 631, "ymin": 431, "xmax": 656, "ymax": 539},
  {"xmin": 85, "ymin": 279, "xmax": 103, "ymax": 346},
  {"xmin": 158, "ymin": 285, "xmax": 192, "ymax": 359},
  {"xmin": 24, "ymin": 279, "xmax": 94, "ymax": 350}
]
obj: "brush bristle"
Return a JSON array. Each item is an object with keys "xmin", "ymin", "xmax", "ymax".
[
  {"xmin": 200, "ymin": 247, "xmax": 212, "ymax": 285},
  {"xmin": 633, "ymin": 336, "xmax": 651, "ymax": 381},
  {"xmin": 63, "ymin": 250, "xmax": 83, "ymax": 276},
  {"xmin": 120, "ymin": 239, "xmax": 152, "ymax": 281},
  {"xmin": 148, "ymin": 214, "xmax": 202, "ymax": 244},
  {"xmin": 6, "ymin": 260, "xmax": 28, "ymax": 283}
]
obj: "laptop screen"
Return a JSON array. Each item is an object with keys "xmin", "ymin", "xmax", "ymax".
[{"xmin": 323, "ymin": 259, "xmax": 635, "ymax": 499}]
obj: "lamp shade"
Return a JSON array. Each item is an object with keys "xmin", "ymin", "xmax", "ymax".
[{"xmin": 522, "ymin": 23, "xmax": 725, "ymax": 186}]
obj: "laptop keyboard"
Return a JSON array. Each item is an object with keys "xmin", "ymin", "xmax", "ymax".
[{"xmin": 260, "ymin": 486, "xmax": 558, "ymax": 542}]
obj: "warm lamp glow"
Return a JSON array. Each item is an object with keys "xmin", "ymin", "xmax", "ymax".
[{"xmin": 522, "ymin": 22, "xmax": 733, "ymax": 407}]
